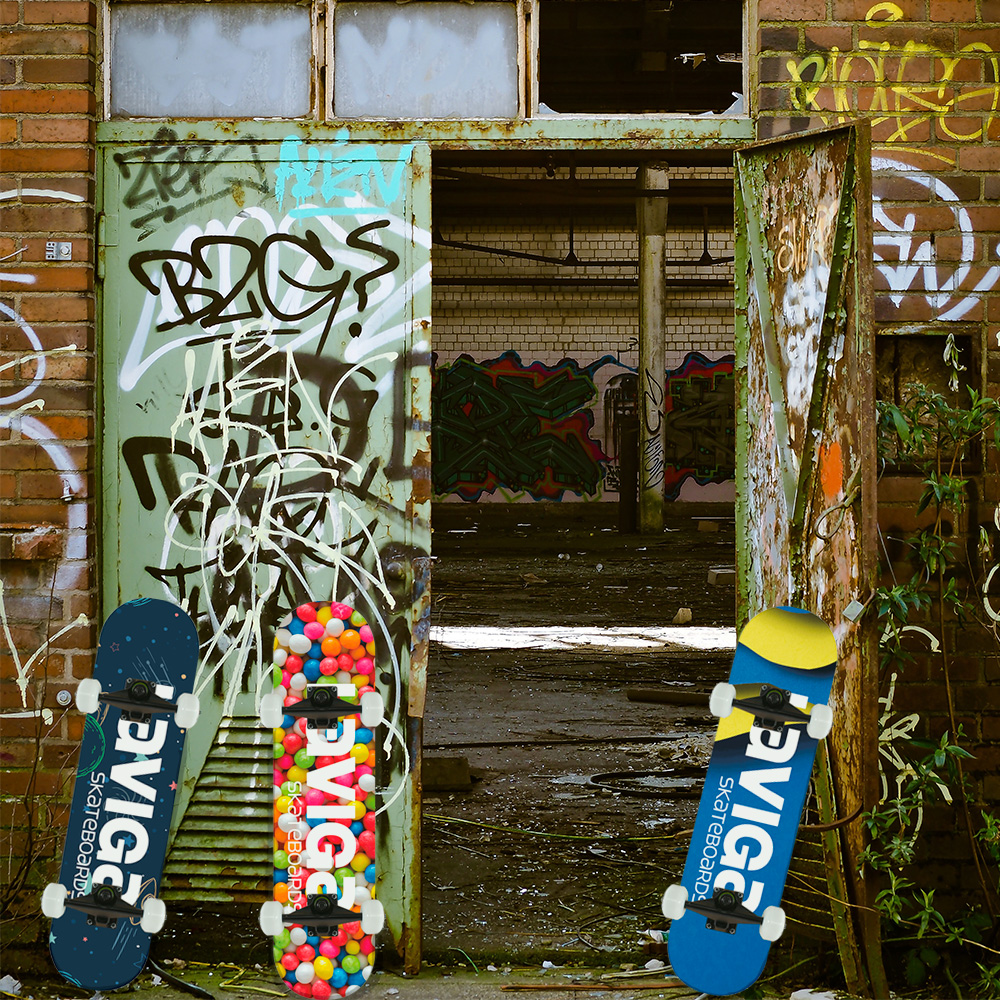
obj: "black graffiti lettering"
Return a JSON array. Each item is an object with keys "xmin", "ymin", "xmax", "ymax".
[
  {"xmin": 115, "ymin": 128, "xmax": 268, "ymax": 231},
  {"xmin": 129, "ymin": 226, "xmax": 398, "ymax": 350},
  {"xmin": 345, "ymin": 221, "xmax": 400, "ymax": 312}
]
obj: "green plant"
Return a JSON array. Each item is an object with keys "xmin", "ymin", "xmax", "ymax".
[{"xmin": 870, "ymin": 365, "xmax": 1000, "ymax": 993}]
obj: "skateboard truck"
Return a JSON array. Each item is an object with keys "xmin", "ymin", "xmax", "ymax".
[
  {"xmin": 76, "ymin": 677, "xmax": 200, "ymax": 728},
  {"xmin": 260, "ymin": 686, "xmax": 384, "ymax": 730},
  {"xmin": 662, "ymin": 884, "xmax": 785, "ymax": 942},
  {"xmin": 259, "ymin": 894, "xmax": 385, "ymax": 938},
  {"xmin": 685, "ymin": 888, "xmax": 761, "ymax": 934},
  {"xmin": 42, "ymin": 883, "xmax": 167, "ymax": 934},
  {"xmin": 710, "ymin": 682, "xmax": 833, "ymax": 740}
]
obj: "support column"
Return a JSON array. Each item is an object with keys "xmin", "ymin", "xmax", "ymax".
[{"xmin": 637, "ymin": 163, "xmax": 669, "ymax": 534}]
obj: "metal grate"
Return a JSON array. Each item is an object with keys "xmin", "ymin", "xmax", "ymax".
[{"xmin": 162, "ymin": 716, "xmax": 273, "ymax": 904}]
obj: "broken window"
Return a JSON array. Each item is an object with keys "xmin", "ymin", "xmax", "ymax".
[{"xmin": 537, "ymin": 0, "xmax": 744, "ymax": 116}]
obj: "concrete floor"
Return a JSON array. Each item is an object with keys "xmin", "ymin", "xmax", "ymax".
[{"xmin": 422, "ymin": 502, "xmax": 738, "ymax": 964}]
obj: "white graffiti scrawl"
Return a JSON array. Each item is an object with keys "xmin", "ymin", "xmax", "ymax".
[{"xmin": 873, "ymin": 156, "xmax": 1000, "ymax": 322}]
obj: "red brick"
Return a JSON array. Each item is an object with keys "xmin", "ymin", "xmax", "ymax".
[
  {"xmin": 959, "ymin": 145, "xmax": 1000, "ymax": 171},
  {"xmin": 21, "ymin": 118, "xmax": 91, "ymax": 144},
  {"xmin": 873, "ymin": 173, "xmax": 933, "ymax": 200},
  {"xmin": 12, "ymin": 178, "xmax": 93, "ymax": 202},
  {"xmin": 833, "ymin": 0, "xmax": 927, "ymax": 18},
  {"xmin": 983, "ymin": 0, "xmax": 1000, "ymax": 22},
  {"xmin": 0, "ymin": 2, "xmax": 18, "ymax": 25},
  {"xmin": 803, "ymin": 25, "xmax": 854, "ymax": 51},
  {"xmin": 2, "ymin": 28, "xmax": 90, "ymax": 55},
  {"xmin": 24, "ymin": 2, "xmax": 96, "ymax": 26},
  {"xmin": 871, "ymin": 116, "xmax": 932, "ymax": 143},
  {"xmin": 2, "ymin": 89, "xmax": 94, "ymax": 114},
  {"xmin": 875, "ymin": 293, "xmax": 935, "ymax": 322},
  {"xmin": 21, "ymin": 56, "xmax": 94, "ymax": 84},
  {"xmin": 19, "ymin": 354, "xmax": 92, "ymax": 381},
  {"xmin": 0, "ymin": 118, "xmax": 16, "ymax": 144},
  {"xmin": 929, "ymin": 0, "xmax": 976, "ymax": 20},
  {"xmin": 1, "ymin": 147, "xmax": 92, "ymax": 173},
  {"xmin": 760, "ymin": 25, "xmax": 799, "ymax": 51},
  {"xmin": 1, "ymin": 267, "xmax": 92, "ymax": 292},
  {"xmin": 963, "ymin": 206, "xmax": 1000, "ymax": 231},
  {"xmin": 17, "ymin": 295, "xmax": 93, "ymax": 323},
  {"xmin": 2, "ymin": 204, "xmax": 91, "ymax": 233},
  {"xmin": 759, "ymin": 0, "xmax": 827, "ymax": 19},
  {"xmin": 860, "ymin": 24, "xmax": 954, "ymax": 51}
]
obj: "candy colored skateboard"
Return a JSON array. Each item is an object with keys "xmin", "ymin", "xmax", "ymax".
[
  {"xmin": 661, "ymin": 606, "xmax": 837, "ymax": 996},
  {"xmin": 42, "ymin": 598, "xmax": 200, "ymax": 991},
  {"xmin": 260, "ymin": 601, "xmax": 385, "ymax": 997}
]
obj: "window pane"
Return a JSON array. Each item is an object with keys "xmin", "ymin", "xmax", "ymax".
[
  {"xmin": 334, "ymin": 2, "xmax": 518, "ymax": 119},
  {"xmin": 110, "ymin": 4, "xmax": 312, "ymax": 118}
]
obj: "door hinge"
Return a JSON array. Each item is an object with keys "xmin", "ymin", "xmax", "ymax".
[{"xmin": 96, "ymin": 212, "xmax": 118, "ymax": 281}]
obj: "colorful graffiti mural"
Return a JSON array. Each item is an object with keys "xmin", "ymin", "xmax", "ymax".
[
  {"xmin": 432, "ymin": 352, "xmax": 611, "ymax": 501},
  {"xmin": 662, "ymin": 352, "xmax": 735, "ymax": 499},
  {"xmin": 433, "ymin": 351, "xmax": 735, "ymax": 502}
]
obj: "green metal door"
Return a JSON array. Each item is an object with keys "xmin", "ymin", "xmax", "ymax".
[
  {"xmin": 734, "ymin": 123, "xmax": 886, "ymax": 997},
  {"xmin": 98, "ymin": 129, "xmax": 431, "ymax": 970}
]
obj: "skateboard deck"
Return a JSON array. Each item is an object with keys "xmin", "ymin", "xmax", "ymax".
[
  {"xmin": 260, "ymin": 601, "xmax": 385, "ymax": 998},
  {"xmin": 43, "ymin": 598, "xmax": 200, "ymax": 991},
  {"xmin": 662, "ymin": 606, "xmax": 837, "ymax": 996}
]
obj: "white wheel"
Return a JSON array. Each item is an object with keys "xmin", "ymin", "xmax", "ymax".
[
  {"xmin": 76, "ymin": 678, "xmax": 101, "ymax": 715},
  {"xmin": 260, "ymin": 691, "xmax": 285, "ymax": 730},
  {"xmin": 807, "ymin": 703, "xmax": 833, "ymax": 740},
  {"xmin": 709, "ymin": 682, "xmax": 735, "ymax": 719},
  {"xmin": 661, "ymin": 883, "xmax": 688, "ymax": 921},
  {"xmin": 760, "ymin": 905, "xmax": 785, "ymax": 942},
  {"xmin": 42, "ymin": 883, "xmax": 66, "ymax": 919},
  {"xmin": 174, "ymin": 693, "xmax": 199, "ymax": 729},
  {"xmin": 260, "ymin": 900, "xmax": 285, "ymax": 937},
  {"xmin": 140, "ymin": 896, "xmax": 166, "ymax": 934},
  {"xmin": 360, "ymin": 691, "xmax": 384, "ymax": 730},
  {"xmin": 360, "ymin": 899, "xmax": 384, "ymax": 935}
]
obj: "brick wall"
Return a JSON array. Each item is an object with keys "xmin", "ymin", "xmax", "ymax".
[
  {"xmin": 0, "ymin": 0, "xmax": 98, "ymax": 941},
  {"xmin": 755, "ymin": 0, "xmax": 1000, "ymax": 923}
]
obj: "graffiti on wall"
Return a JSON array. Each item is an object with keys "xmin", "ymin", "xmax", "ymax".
[
  {"xmin": 432, "ymin": 351, "xmax": 735, "ymax": 502},
  {"xmin": 0, "ymin": 189, "xmax": 91, "ymax": 722},
  {"xmin": 110, "ymin": 136, "xmax": 429, "ymax": 718},
  {"xmin": 432, "ymin": 352, "xmax": 611, "ymax": 501},
  {"xmin": 785, "ymin": 3, "xmax": 999, "ymax": 144},
  {"xmin": 662, "ymin": 353, "xmax": 735, "ymax": 499}
]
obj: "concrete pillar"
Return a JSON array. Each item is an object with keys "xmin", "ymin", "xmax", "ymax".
[{"xmin": 637, "ymin": 163, "xmax": 669, "ymax": 534}]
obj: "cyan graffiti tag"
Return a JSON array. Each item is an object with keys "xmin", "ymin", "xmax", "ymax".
[{"xmin": 274, "ymin": 132, "xmax": 414, "ymax": 217}]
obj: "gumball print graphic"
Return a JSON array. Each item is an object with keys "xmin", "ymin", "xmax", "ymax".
[{"xmin": 266, "ymin": 602, "xmax": 382, "ymax": 996}]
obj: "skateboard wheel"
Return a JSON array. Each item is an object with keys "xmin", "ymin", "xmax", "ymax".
[
  {"xmin": 661, "ymin": 883, "xmax": 688, "ymax": 921},
  {"xmin": 42, "ymin": 883, "xmax": 67, "ymax": 919},
  {"xmin": 360, "ymin": 691, "xmax": 384, "ymax": 730},
  {"xmin": 760, "ymin": 905, "xmax": 785, "ymax": 942},
  {"xmin": 260, "ymin": 900, "xmax": 285, "ymax": 937},
  {"xmin": 175, "ymin": 693, "xmax": 199, "ymax": 729},
  {"xmin": 360, "ymin": 899, "xmax": 384, "ymax": 936},
  {"xmin": 807, "ymin": 703, "xmax": 833, "ymax": 740},
  {"xmin": 709, "ymin": 682, "xmax": 735, "ymax": 718},
  {"xmin": 260, "ymin": 690, "xmax": 285, "ymax": 730},
  {"xmin": 140, "ymin": 896, "xmax": 167, "ymax": 934},
  {"xmin": 76, "ymin": 678, "xmax": 101, "ymax": 715}
]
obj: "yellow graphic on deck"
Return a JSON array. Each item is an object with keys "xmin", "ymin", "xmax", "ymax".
[{"xmin": 740, "ymin": 608, "xmax": 837, "ymax": 670}]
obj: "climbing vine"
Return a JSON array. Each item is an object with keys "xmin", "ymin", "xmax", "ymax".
[{"xmin": 868, "ymin": 344, "xmax": 1000, "ymax": 994}]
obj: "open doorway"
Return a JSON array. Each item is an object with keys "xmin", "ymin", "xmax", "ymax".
[{"xmin": 421, "ymin": 151, "xmax": 742, "ymax": 958}]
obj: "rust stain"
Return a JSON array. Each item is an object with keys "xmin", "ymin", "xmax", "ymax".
[{"xmin": 819, "ymin": 440, "xmax": 843, "ymax": 501}]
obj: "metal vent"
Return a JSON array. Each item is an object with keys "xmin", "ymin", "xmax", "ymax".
[{"xmin": 162, "ymin": 716, "xmax": 273, "ymax": 904}]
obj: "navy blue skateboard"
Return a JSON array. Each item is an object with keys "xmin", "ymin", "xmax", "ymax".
[
  {"xmin": 42, "ymin": 598, "xmax": 200, "ymax": 991},
  {"xmin": 661, "ymin": 607, "xmax": 837, "ymax": 996}
]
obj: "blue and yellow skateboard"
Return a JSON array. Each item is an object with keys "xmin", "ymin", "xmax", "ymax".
[{"xmin": 662, "ymin": 606, "xmax": 837, "ymax": 996}]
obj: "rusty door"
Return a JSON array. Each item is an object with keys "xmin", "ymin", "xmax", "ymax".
[
  {"xmin": 734, "ymin": 123, "xmax": 886, "ymax": 997},
  {"xmin": 98, "ymin": 131, "xmax": 431, "ymax": 970}
]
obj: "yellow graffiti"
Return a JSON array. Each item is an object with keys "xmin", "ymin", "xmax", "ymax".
[{"xmin": 784, "ymin": 3, "xmax": 999, "ymax": 144}]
